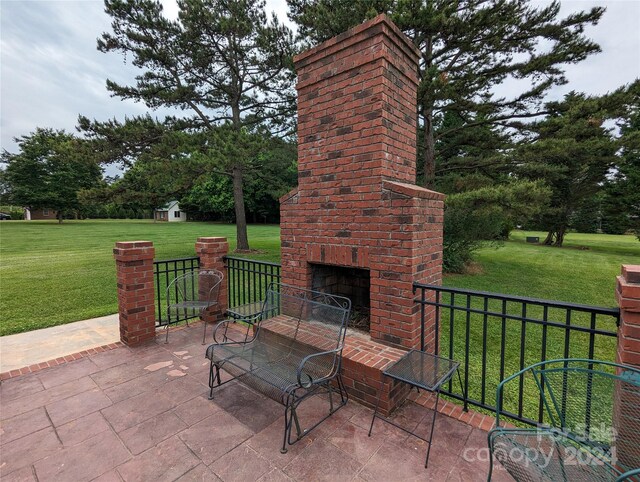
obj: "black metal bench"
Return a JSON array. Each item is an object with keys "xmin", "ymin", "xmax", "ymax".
[{"xmin": 205, "ymin": 283, "xmax": 352, "ymax": 453}]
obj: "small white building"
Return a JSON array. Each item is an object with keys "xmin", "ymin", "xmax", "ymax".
[{"xmin": 154, "ymin": 201, "xmax": 186, "ymax": 222}]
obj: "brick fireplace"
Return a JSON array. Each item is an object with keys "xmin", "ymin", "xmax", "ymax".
[
  {"xmin": 280, "ymin": 14, "xmax": 444, "ymax": 351},
  {"xmin": 279, "ymin": 14, "xmax": 444, "ymax": 413}
]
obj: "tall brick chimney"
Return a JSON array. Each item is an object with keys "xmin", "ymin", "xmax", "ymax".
[{"xmin": 280, "ymin": 14, "xmax": 444, "ymax": 350}]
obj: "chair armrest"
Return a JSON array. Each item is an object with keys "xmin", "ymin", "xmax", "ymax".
[
  {"xmin": 617, "ymin": 468, "xmax": 640, "ymax": 482},
  {"xmin": 296, "ymin": 347, "xmax": 342, "ymax": 388},
  {"xmin": 212, "ymin": 320, "xmax": 257, "ymax": 345},
  {"xmin": 494, "ymin": 366, "xmax": 534, "ymax": 427}
]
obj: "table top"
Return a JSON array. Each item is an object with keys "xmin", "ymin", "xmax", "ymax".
[{"xmin": 383, "ymin": 349, "xmax": 459, "ymax": 392}]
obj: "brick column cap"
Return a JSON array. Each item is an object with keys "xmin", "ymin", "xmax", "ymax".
[
  {"xmin": 622, "ymin": 265, "xmax": 640, "ymax": 284},
  {"xmin": 293, "ymin": 13, "xmax": 420, "ymax": 68},
  {"xmin": 383, "ymin": 180, "xmax": 445, "ymax": 201},
  {"xmin": 115, "ymin": 241, "xmax": 153, "ymax": 249},
  {"xmin": 196, "ymin": 237, "xmax": 228, "ymax": 244},
  {"xmin": 113, "ymin": 241, "xmax": 155, "ymax": 261}
]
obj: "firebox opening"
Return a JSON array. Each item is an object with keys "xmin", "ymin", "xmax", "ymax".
[{"xmin": 310, "ymin": 263, "xmax": 370, "ymax": 333}]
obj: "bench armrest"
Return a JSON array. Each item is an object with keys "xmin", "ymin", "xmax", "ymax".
[
  {"xmin": 212, "ymin": 320, "xmax": 257, "ymax": 345},
  {"xmin": 296, "ymin": 347, "xmax": 342, "ymax": 388}
]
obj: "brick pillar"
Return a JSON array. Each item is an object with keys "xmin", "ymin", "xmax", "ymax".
[
  {"xmin": 614, "ymin": 264, "xmax": 640, "ymax": 470},
  {"xmin": 195, "ymin": 237, "xmax": 228, "ymax": 323},
  {"xmin": 616, "ymin": 265, "xmax": 640, "ymax": 367},
  {"xmin": 114, "ymin": 241, "xmax": 156, "ymax": 346}
]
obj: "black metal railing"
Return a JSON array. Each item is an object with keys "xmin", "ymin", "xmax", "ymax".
[
  {"xmin": 413, "ymin": 283, "xmax": 620, "ymax": 426},
  {"xmin": 153, "ymin": 256, "xmax": 200, "ymax": 326},
  {"xmin": 224, "ymin": 256, "xmax": 281, "ymax": 308}
]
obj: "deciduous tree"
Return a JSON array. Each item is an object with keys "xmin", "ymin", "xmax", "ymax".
[{"xmin": 1, "ymin": 129, "xmax": 102, "ymax": 223}]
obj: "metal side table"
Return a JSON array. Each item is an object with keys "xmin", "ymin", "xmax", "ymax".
[{"xmin": 368, "ymin": 349, "xmax": 464, "ymax": 468}]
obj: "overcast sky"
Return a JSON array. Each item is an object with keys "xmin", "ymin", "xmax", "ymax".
[{"xmin": 1, "ymin": 0, "xmax": 639, "ymax": 160}]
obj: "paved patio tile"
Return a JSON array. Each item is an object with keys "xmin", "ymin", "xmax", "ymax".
[
  {"xmin": 358, "ymin": 440, "xmax": 438, "ymax": 481},
  {"xmin": 101, "ymin": 390, "xmax": 177, "ymax": 432},
  {"xmin": 90, "ymin": 360, "xmax": 151, "ymax": 389},
  {"xmin": 326, "ymin": 420, "xmax": 386, "ymax": 464},
  {"xmin": 0, "ymin": 374, "xmax": 44, "ymax": 403},
  {"xmin": 119, "ymin": 411, "xmax": 188, "ymax": 455},
  {"xmin": 37, "ymin": 357, "xmax": 100, "ymax": 389},
  {"xmin": 246, "ymin": 417, "xmax": 313, "ymax": 469},
  {"xmin": 178, "ymin": 413, "xmax": 253, "ymax": 465},
  {"xmin": 0, "ymin": 324, "xmax": 504, "ymax": 481},
  {"xmin": 0, "ymin": 407, "xmax": 51, "ymax": 445},
  {"xmin": 46, "ymin": 387, "xmax": 112, "ymax": 426},
  {"xmin": 103, "ymin": 369, "xmax": 172, "ymax": 404},
  {"xmin": 34, "ymin": 430, "xmax": 130, "ymax": 482},
  {"xmin": 174, "ymin": 464, "xmax": 222, "ymax": 482},
  {"xmin": 93, "ymin": 469, "xmax": 125, "ymax": 482},
  {"xmin": 151, "ymin": 374, "xmax": 208, "ymax": 404},
  {"xmin": 173, "ymin": 394, "xmax": 222, "ymax": 426},
  {"xmin": 89, "ymin": 347, "xmax": 137, "ymax": 370},
  {"xmin": 283, "ymin": 438, "xmax": 363, "ymax": 482},
  {"xmin": 211, "ymin": 382, "xmax": 282, "ymax": 433},
  {"xmin": 0, "ymin": 427, "xmax": 62, "ymax": 477},
  {"xmin": 387, "ymin": 400, "xmax": 431, "ymax": 433},
  {"xmin": 56, "ymin": 411, "xmax": 111, "ymax": 446},
  {"xmin": 0, "ymin": 376, "xmax": 97, "ymax": 420},
  {"xmin": 413, "ymin": 408, "xmax": 473, "ymax": 452},
  {"xmin": 257, "ymin": 467, "xmax": 295, "ymax": 482},
  {"xmin": 351, "ymin": 406, "xmax": 410, "ymax": 445},
  {"xmin": 116, "ymin": 436, "xmax": 200, "ymax": 482},
  {"xmin": 0, "ymin": 466, "xmax": 37, "ymax": 482},
  {"xmin": 172, "ymin": 351, "xmax": 210, "ymax": 375},
  {"xmin": 210, "ymin": 443, "xmax": 273, "ymax": 482}
]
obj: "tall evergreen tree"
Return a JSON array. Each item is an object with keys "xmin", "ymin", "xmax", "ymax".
[
  {"xmin": 601, "ymin": 105, "xmax": 640, "ymax": 237},
  {"xmin": 288, "ymin": 0, "xmax": 604, "ymax": 188},
  {"xmin": 516, "ymin": 87, "xmax": 635, "ymax": 246},
  {"xmin": 95, "ymin": 0, "xmax": 294, "ymax": 250}
]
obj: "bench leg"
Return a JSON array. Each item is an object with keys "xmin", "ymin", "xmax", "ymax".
[
  {"xmin": 281, "ymin": 405, "xmax": 292, "ymax": 454},
  {"xmin": 208, "ymin": 363, "xmax": 222, "ymax": 400}
]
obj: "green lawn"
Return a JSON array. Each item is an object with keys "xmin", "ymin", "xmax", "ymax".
[
  {"xmin": 1, "ymin": 221, "xmax": 638, "ymax": 343},
  {"xmin": 0, "ymin": 220, "xmax": 280, "ymax": 336},
  {"xmin": 439, "ymin": 230, "xmax": 639, "ymax": 421}
]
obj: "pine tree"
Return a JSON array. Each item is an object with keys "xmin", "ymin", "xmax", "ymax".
[
  {"xmin": 515, "ymin": 86, "xmax": 637, "ymax": 246},
  {"xmin": 288, "ymin": 0, "xmax": 603, "ymax": 188},
  {"xmin": 96, "ymin": 0, "xmax": 295, "ymax": 250}
]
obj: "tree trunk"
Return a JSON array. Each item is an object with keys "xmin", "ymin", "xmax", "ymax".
[
  {"xmin": 543, "ymin": 231, "xmax": 554, "ymax": 245},
  {"xmin": 423, "ymin": 108, "xmax": 436, "ymax": 189},
  {"xmin": 554, "ymin": 227, "xmax": 565, "ymax": 247},
  {"xmin": 57, "ymin": 211, "xmax": 63, "ymax": 224},
  {"xmin": 232, "ymin": 165, "xmax": 250, "ymax": 251}
]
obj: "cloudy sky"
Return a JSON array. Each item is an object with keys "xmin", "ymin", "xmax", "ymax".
[{"xmin": 1, "ymin": 0, "xmax": 639, "ymax": 159}]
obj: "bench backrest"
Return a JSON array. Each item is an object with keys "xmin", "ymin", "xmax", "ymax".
[{"xmin": 257, "ymin": 283, "xmax": 352, "ymax": 352}]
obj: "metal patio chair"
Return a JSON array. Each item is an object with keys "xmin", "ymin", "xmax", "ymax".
[
  {"xmin": 488, "ymin": 359, "xmax": 640, "ymax": 482},
  {"xmin": 165, "ymin": 268, "xmax": 223, "ymax": 343}
]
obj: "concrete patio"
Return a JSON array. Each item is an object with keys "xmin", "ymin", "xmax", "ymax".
[{"xmin": 0, "ymin": 323, "xmax": 512, "ymax": 481}]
